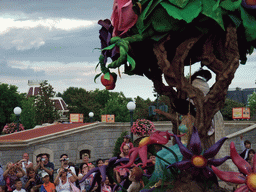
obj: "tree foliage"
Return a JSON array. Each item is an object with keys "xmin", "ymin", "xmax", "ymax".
[
  {"xmin": 35, "ymin": 81, "xmax": 59, "ymax": 124},
  {"xmin": 247, "ymin": 92, "xmax": 256, "ymax": 117},
  {"xmin": 20, "ymin": 97, "xmax": 37, "ymax": 129},
  {"xmin": 0, "ymin": 83, "xmax": 23, "ymax": 131},
  {"xmin": 220, "ymin": 98, "xmax": 245, "ymax": 120}
]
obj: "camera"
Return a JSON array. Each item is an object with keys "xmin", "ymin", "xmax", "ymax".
[
  {"xmin": 41, "ymin": 158, "xmax": 46, "ymax": 161},
  {"xmin": 63, "ymin": 158, "xmax": 69, "ymax": 161}
]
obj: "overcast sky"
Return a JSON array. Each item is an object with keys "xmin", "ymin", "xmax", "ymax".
[{"xmin": 0, "ymin": 0, "xmax": 256, "ymax": 101}]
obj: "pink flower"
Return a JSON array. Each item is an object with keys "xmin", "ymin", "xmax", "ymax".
[{"xmin": 111, "ymin": 0, "xmax": 138, "ymax": 37}]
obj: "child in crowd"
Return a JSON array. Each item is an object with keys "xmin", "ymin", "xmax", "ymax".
[
  {"xmin": 120, "ymin": 135, "xmax": 133, "ymax": 153},
  {"xmin": 41, "ymin": 173, "xmax": 55, "ymax": 192},
  {"xmin": 101, "ymin": 176, "xmax": 112, "ymax": 192},
  {"xmin": 13, "ymin": 179, "xmax": 25, "ymax": 192},
  {"xmin": 96, "ymin": 159, "xmax": 104, "ymax": 167}
]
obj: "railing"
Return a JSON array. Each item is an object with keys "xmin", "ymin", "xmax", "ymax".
[{"xmin": 226, "ymin": 123, "xmax": 256, "ymax": 139}]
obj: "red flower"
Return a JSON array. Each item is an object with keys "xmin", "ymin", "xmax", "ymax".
[
  {"xmin": 111, "ymin": 0, "xmax": 138, "ymax": 37},
  {"xmin": 119, "ymin": 131, "xmax": 171, "ymax": 168},
  {"xmin": 212, "ymin": 142, "xmax": 256, "ymax": 192}
]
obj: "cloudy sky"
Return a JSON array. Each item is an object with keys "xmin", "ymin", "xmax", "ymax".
[{"xmin": 0, "ymin": 0, "xmax": 256, "ymax": 101}]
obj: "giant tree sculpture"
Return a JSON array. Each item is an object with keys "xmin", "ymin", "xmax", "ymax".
[{"xmin": 96, "ymin": 0, "xmax": 256, "ymax": 150}]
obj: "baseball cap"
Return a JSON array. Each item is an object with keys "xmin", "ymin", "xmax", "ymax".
[{"xmin": 41, "ymin": 172, "xmax": 49, "ymax": 178}]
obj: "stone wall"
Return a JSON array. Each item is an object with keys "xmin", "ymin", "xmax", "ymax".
[{"xmin": 0, "ymin": 121, "xmax": 255, "ymax": 172}]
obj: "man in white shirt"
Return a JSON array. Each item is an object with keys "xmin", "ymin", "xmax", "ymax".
[{"xmin": 18, "ymin": 153, "xmax": 33, "ymax": 174}]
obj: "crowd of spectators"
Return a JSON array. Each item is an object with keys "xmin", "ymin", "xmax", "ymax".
[{"xmin": 0, "ymin": 135, "xmax": 136, "ymax": 192}]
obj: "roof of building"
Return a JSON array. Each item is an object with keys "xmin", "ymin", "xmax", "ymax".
[{"xmin": 0, "ymin": 123, "xmax": 90, "ymax": 142}]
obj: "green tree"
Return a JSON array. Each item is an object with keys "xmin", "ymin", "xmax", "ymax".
[
  {"xmin": 100, "ymin": 92, "xmax": 131, "ymax": 122},
  {"xmin": 0, "ymin": 83, "xmax": 24, "ymax": 131},
  {"xmin": 35, "ymin": 81, "xmax": 59, "ymax": 124},
  {"xmin": 20, "ymin": 97, "xmax": 37, "ymax": 129},
  {"xmin": 247, "ymin": 92, "xmax": 256, "ymax": 116},
  {"xmin": 134, "ymin": 96, "xmax": 152, "ymax": 120},
  {"xmin": 220, "ymin": 98, "xmax": 245, "ymax": 120}
]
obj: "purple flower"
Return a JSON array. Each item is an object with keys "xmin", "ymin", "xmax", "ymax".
[{"xmin": 168, "ymin": 126, "xmax": 229, "ymax": 179}]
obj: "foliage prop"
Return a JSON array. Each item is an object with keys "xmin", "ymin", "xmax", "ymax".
[
  {"xmin": 212, "ymin": 142, "xmax": 256, "ymax": 192},
  {"xmin": 131, "ymin": 119, "xmax": 155, "ymax": 137},
  {"xmin": 2, "ymin": 123, "xmax": 25, "ymax": 134},
  {"xmin": 168, "ymin": 127, "xmax": 229, "ymax": 179}
]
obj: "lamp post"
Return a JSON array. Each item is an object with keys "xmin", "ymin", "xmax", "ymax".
[
  {"xmin": 13, "ymin": 107, "xmax": 22, "ymax": 132},
  {"xmin": 127, "ymin": 101, "xmax": 136, "ymax": 142},
  {"xmin": 89, "ymin": 112, "xmax": 94, "ymax": 122}
]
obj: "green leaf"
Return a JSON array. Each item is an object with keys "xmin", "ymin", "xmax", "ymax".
[
  {"xmin": 102, "ymin": 44, "xmax": 116, "ymax": 51},
  {"xmin": 95, "ymin": 62, "xmax": 100, "ymax": 71},
  {"xmin": 127, "ymin": 54, "xmax": 136, "ymax": 71},
  {"xmin": 94, "ymin": 73, "xmax": 102, "ymax": 83},
  {"xmin": 104, "ymin": 72, "xmax": 111, "ymax": 80}
]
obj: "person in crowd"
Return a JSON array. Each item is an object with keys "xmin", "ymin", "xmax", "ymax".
[
  {"xmin": 13, "ymin": 179, "xmax": 26, "ymax": 192},
  {"xmin": 127, "ymin": 167, "xmax": 144, "ymax": 192},
  {"xmin": 0, "ymin": 185, "xmax": 6, "ymax": 192},
  {"xmin": 4, "ymin": 162, "xmax": 25, "ymax": 192},
  {"xmin": 40, "ymin": 173, "xmax": 55, "ymax": 192},
  {"xmin": 104, "ymin": 159, "xmax": 109, "ymax": 166},
  {"xmin": 96, "ymin": 159, "xmax": 104, "ymax": 167},
  {"xmin": 0, "ymin": 164, "xmax": 5, "ymax": 186},
  {"xmin": 100, "ymin": 176, "xmax": 112, "ymax": 192},
  {"xmin": 120, "ymin": 145, "xmax": 130, "ymax": 158},
  {"xmin": 115, "ymin": 145, "xmax": 130, "ymax": 183},
  {"xmin": 120, "ymin": 135, "xmax": 133, "ymax": 153},
  {"xmin": 81, "ymin": 154, "xmax": 91, "ymax": 166},
  {"xmin": 240, "ymin": 135, "xmax": 252, "ymax": 159},
  {"xmin": 78, "ymin": 163, "xmax": 90, "ymax": 192},
  {"xmin": 54, "ymin": 168, "xmax": 77, "ymax": 192},
  {"xmin": 57, "ymin": 154, "xmax": 77, "ymax": 183},
  {"xmin": 246, "ymin": 149, "xmax": 255, "ymax": 166},
  {"xmin": 18, "ymin": 153, "xmax": 33, "ymax": 174},
  {"xmin": 24, "ymin": 167, "xmax": 42, "ymax": 192},
  {"xmin": 34, "ymin": 154, "xmax": 54, "ymax": 182}
]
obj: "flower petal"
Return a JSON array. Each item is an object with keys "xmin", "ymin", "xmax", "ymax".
[
  {"xmin": 138, "ymin": 145, "xmax": 148, "ymax": 168},
  {"xmin": 202, "ymin": 166, "xmax": 218, "ymax": 183},
  {"xmin": 99, "ymin": 165, "xmax": 107, "ymax": 182},
  {"xmin": 211, "ymin": 166, "xmax": 246, "ymax": 184},
  {"xmin": 234, "ymin": 184, "xmax": 249, "ymax": 192},
  {"xmin": 167, "ymin": 160, "xmax": 192, "ymax": 170},
  {"xmin": 203, "ymin": 137, "xmax": 228, "ymax": 159},
  {"xmin": 173, "ymin": 134, "xmax": 193, "ymax": 159},
  {"xmin": 190, "ymin": 126, "xmax": 202, "ymax": 155},
  {"xmin": 230, "ymin": 142, "xmax": 252, "ymax": 175},
  {"xmin": 149, "ymin": 131, "xmax": 170, "ymax": 145},
  {"xmin": 119, "ymin": 149, "xmax": 139, "ymax": 168},
  {"xmin": 208, "ymin": 156, "xmax": 230, "ymax": 167}
]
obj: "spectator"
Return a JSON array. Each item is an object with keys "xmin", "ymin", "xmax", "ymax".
[
  {"xmin": 81, "ymin": 154, "xmax": 91, "ymax": 166},
  {"xmin": 18, "ymin": 153, "xmax": 33, "ymax": 174},
  {"xmin": 115, "ymin": 145, "xmax": 130, "ymax": 183},
  {"xmin": 78, "ymin": 163, "xmax": 90, "ymax": 192},
  {"xmin": 57, "ymin": 154, "xmax": 77, "ymax": 183},
  {"xmin": 34, "ymin": 154, "xmax": 54, "ymax": 182},
  {"xmin": 96, "ymin": 159, "xmax": 104, "ymax": 167},
  {"xmin": 246, "ymin": 149, "xmax": 255, "ymax": 166},
  {"xmin": 24, "ymin": 167, "xmax": 42, "ymax": 192},
  {"xmin": 120, "ymin": 145, "xmax": 130, "ymax": 158},
  {"xmin": 120, "ymin": 136, "xmax": 133, "ymax": 153},
  {"xmin": 240, "ymin": 135, "xmax": 252, "ymax": 159},
  {"xmin": 4, "ymin": 162, "xmax": 25, "ymax": 192},
  {"xmin": 0, "ymin": 164, "xmax": 5, "ymax": 186},
  {"xmin": 40, "ymin": 173, "xmax": 55, "ymax": 192},
  {"xmin": 54, "ymin": 168, "xmax": 76, "ymax": 192},
  {"xmin": 100, "ymin": 176, "xmax": 112, "ymax": 192},
  {"xmin": 0, "ymin": 185, "xmax": 6, "ymax": 192},
  {"xmin": 104, "ymin": 159, "xmax": 109, "ymax": 166},
  {"xmin": 13, "ymin": 179, "xmax": 26, "ymax": 192}
]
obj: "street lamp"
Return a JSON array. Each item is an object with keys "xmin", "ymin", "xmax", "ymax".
[
  {"xmin": 13, "ymin": 107, "xmax": 22, "ymax": 132},
  {"xmin": 89, "ymin": 112, "xmax": 94, "ymax": 122},
  {"xmin": 127, "ymin": 101, "xmax": 136, "ymax": 142}
]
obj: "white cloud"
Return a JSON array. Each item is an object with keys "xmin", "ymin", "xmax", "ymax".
[
  {"xmin": 0, "ymin": 17, "xmax": 98, "ymax": 50},
  {"xmin": 0, "ymin": 17, "xmax": 97, "ymax": 34}
]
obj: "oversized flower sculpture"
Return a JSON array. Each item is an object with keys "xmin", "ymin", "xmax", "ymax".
[
  {"xmin": 212, "ymin": 142, "xmax": 256, "ymax": 192},
  {"xmin": 119, "ymin": 130, "xmax": 183, "ymax": 168},
  {"xmin": 168, "ymin": 126, "xmax": 229, "ymax": 179}
]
